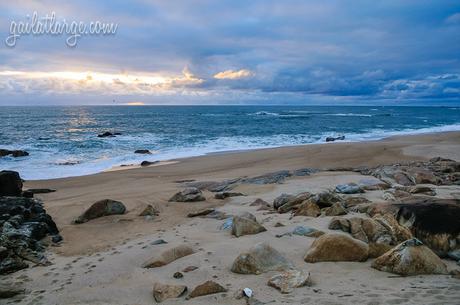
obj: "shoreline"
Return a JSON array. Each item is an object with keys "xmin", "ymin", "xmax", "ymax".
[{"xmin": 27, "ymin": 130, "xmax": 460, "ymax": 182}]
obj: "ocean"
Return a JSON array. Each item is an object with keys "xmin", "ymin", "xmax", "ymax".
[{"xmin": 1, "ymin": 105, "xmax": 459, "ymax": 180}]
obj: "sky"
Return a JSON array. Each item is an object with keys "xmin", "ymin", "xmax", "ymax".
[{"xmin": 0, "ymin": 0, "xmax": 459, "ymax": 105}]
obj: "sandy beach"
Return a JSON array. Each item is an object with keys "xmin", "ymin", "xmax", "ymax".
[{"xmin": 2, "ymin": 131, "xmax": 460, "ymax": 305}]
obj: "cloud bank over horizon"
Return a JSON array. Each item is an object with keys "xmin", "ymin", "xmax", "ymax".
[{"xmin": 0, "ymin": 0, "xmax": 459, "ymax": 105}]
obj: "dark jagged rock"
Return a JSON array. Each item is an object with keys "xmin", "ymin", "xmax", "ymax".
[
  {"xmin": 25, "ymin": 188, "xmax": 56, "ymax": 194},
  {"xmin": 74, "ymin": 199, "xmax": 126, "ymax": 224},
  {"xmin": 395, "ymin": 200, "xmax": 460, "ymax": 256},
  {"xmin": 0, "ymin": 171, "xmax": 23, "ymax": 197},
  {"xmin": 140, "ymin": 160, "xmax": 159, "ymax": 167},
  {"xmin": 0, "ymin": 197, "xmax": 61, "ymax": 274},
  {"xmin": 0, "ymin": 149, "xmax": 29, "ymax": 158},
  {"xmin": 292, "ymin": 168, "xmax": 320, "ymax": 176},
  {"xmin": 97, "ymin": 131, "xmax": 121, "ymax": 138},
  {"xmin": 134, "ymin": 149, "xmax": 151, "ymax": 154},
  {"xmin": 273, "ymin": 193, "xmax": 294, "ymax": 210},
  {"xmin": 325, "ymin": 135, "xmax": 345, "ymax": 142}
]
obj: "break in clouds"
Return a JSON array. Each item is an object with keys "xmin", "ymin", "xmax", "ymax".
[{"xmin": 0, "ymin": 0, "xmax": 459, "ymax": 104}]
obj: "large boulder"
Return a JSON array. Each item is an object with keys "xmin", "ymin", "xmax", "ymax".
[
  {"xmin": 187, "ymin": 281, "xmax": 227, "ymax": 299},
  {"xmin": 324, "ymin": 202, "xmax": 347, "ymax": 216},
  {"xmin": 268, "ymin": 270, "xmax": 311, "ymax": 293},
  {"xmin": 0, "ymin": 171, "xmax": 23, "ymax": 197},
  {"xmin": 372, "ymin": 238, "xmax": 448, "ymax": 276},
  {"xmin": 231, "ymin": 242, "xmax": 294, "ymax": 274},
  {"xmin": 293, "ymin": 199, "xmax": 321, "ymax": 217},
  {"xmin": 313, "ymin": 191, "xmax": 343, "ymax": 208},
  {"xmin": 143, "ymin": 245, "xmax": 194, "ymax": 268},
  {"xmin": 168, "ymin": 188, "xmax": 205, "ymax": 202},
  {"xmin": 74, "ymin": 199, "xmax": 126, "ymax": 224},
  {"xmin": 304, "ymin": 233, "xmax": 369, "ymax": 263},
  {"xmin": 231, "ymin": 214, "xmax": 267, "ymax": 237},
  {"xmin": 395, "ymin": 201, "xmax": 460, "ymax": 257},
  {"xmin": 152, "ymin": 282, "xmax": 187, "ymax": 302}
]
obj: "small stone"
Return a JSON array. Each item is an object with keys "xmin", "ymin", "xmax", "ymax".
[
  {"xmin": 182, "ymin": 266, "xmax": 198, "ymax": 272},
  {"xmin": 173, "ymin": 272, "xmax": 183, "ymax": 279},
  {"xmin": 152, "ymin": 282, "xmax": 187, "ymax": 302},
  {"xmin": 268, "ymin": 270, "xmax": 311, "ymax": 293}
]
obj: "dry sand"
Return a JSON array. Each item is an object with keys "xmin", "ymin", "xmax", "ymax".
[{"xmin": 2, "ymin": 131, "xmax": 460, "ymax": 305}]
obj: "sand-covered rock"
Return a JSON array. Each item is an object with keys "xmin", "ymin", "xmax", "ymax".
[
  {"xmin": 169, "ymin": 187, "xmax": 205, "ymax": 202},
  {"xmin": 276, "ymin": 226, "xmax": 324, "ymax": 238},
  {"xmin": 231, "ymin": 214, "xmax": 267, "ymax": 237},
  {"xmin": 152, "ymin": 282, "xmax": 187, "ymax": 302},
  {"xmin": 142, "ymin": 245, "xmax": 194, "ymax": 268},
  {"xmin": 372, "ymin": 238, "xmax": 448, "ymax": 276},
  {"xmin": 268, "ymin": 270, "xmax": 311, "ymax": 293},
  {"xmin": 406, "ymin": 185, "xmax": 436, "ymax": 196},
  {"xmin": 139, "ymin": 204, "xmax": 159, "ymax": 216},
  {"xmin": 187, "ymin": 281, "xmax": 227, "ymax": 299},
  {"xmin": 187, "ymin": 208, "xmax": 215, "ymax": 217},
  {"xmin": 324, "ymin": 202, "xmax": 347, "ymax": 216},
  {"xmin": 293, "ymin": 199, "xmax": 321, "ymax": 217},
  {"xmin": 231, "ymin": 242, "xmax": 294, "ymax": 274},
  {"xmin": 304, "ymin": 233, "xmax": 369, "ymax": 263},
  {"xmin": 74, "ymin": 199, "xmax": 126, "ymax": 224},
  {"xmin": 0, "ymin": 171, "xmax": 23, "ymax": 197}
]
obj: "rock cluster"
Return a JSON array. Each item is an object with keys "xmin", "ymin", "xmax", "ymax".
[{"xmin": 0, "ymin": 149, "xmax": 29, "ymax": 158}]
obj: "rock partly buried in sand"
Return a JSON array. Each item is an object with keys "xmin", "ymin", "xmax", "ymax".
[
  {"xmin": 242, "ymin": 170, "xmax": 291, "ymax": 184},
  {"xmin": 314, "ymin": 190, "xmax": 343, "ymax": 208},
  {"xmin": 344, "ymin": 196, "xmax": 370, "ymax": 207},
  {"xmin": 250, "ymin": 198, "xmax": 271, "ymax": 210},
  {"xmin": 187, "ymin": 281, "xmax": 227, "ymax": 299},
  {"xmin": 304, "ymin": 233, "xmax": 369, "ymax": 263},
  {"xmin": 0, "ymin": 149, "xmax": 29, "ymax": 158},
  {"xmin": 268, "ymin": 270, "xmax": 311, "ymax": 294},
  {"xmin": 278, "ymin": 192, "xmax": 312, "ymax": 213},
  {"xmin": 0, "ymin": 283, "xmax": 25, "ymax": 299},
  {"xmin": 74, "ymin": 199, "xmax": 126, "ymax": 224},
  {"xmin": 231, "ymin": 242, "xmax": 294, "ymax": 274},
  {"xmin": 134, "ymin": 149, "xmax": 151, "ymax": 154},
  {"xmin": 0, "ymin": 171, "xmax": 23, "ymax": 197},
  {"xmin": 24, "ymin": 188, "xmax": 56, "ymax": 194},
  {"xmin": 152, "ymin": 282, "xmax": 187, "ymax": 302},
  {"xmin": 214, "ymin": 191, "xmax": 245, "ymax": 199},
  {"xmin": 187, "ymin": 208, "xmax": 215, "ymax": 217},
  {"xmin": 335, "ymin": 183, "xmax": 363, "ymax": 194},
  {"xmin": 141, "ymin": 160, "xmax": 159, "ymax": 167},
  {"xmin": 276, "ymin": 226, "xmax": 324, "ymax": 238},
  {"xmin": 324, "ymin": 202, "xmax": 347, "ymax": 216},
  {"xmin": 139, "ymin": 204, "xmax": 159, "ymax": 216},
  {"xmin": 358, "ymin": 178, "xmax": 391, "ymax": 191},
  {"xmin": 395, "ymin": 201, "xmax": 460, "ymax": 257},
  {"xmin": 231, "ymin": 213, "xmax": 267, "ymax": 237},
  {"xmin": 372, "ymin": 238, "xmax": 448, "ymax": 276},
  {"xmin": 169, "ymin": 187, "xmax": 205, "ymax": 202},
  {"xmin": 143, "ymin": 245, "xmax": 194, "ymax": 268},
  {"xmin": 406, "ymin": 185, "xmax": 436, "ymax": 196},
  {"xmin": 273, "ymin": 193, "xmax": 294, "ymax": 210},
  {"xmin": 293, "ymin": 199, "xmax": 321, "ymax": 217},
  {"xmin": 325, "ymin": 135, "xmax": 345, "ymax": 142}
]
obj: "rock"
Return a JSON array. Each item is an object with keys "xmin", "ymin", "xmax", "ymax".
[
  {"xmin": 204, "ymin": 210, "xmax": 227, "ymax": 219},
  {"xmin": 0, "ymin": 196, "xmax": 60, "ymax": 274},
  {"xmin": 141, "ymin": 160, "xmax": 158, "ymax": 167},
  {"xmin": 358, "ymin": 179, "xmax": 391, "ymax": 191},
  {"xmin": 0, "ymin": 171, "xmax": 23, "ymax": 196},
  {"xmin": 173, "ymin": 272, "xmax": 183, "ymax": 279},
  {"xmin": 406, "ymin": 168, "xmax": 440, "ymax": 185},
  {"xmin": 277, "ymin": 192, "xmax": 312, "ymax": 213},
  {"xmin": 231, "ymin": 242, "xmax": 293, "ymax": 274},
  {"xmin": 139, "ymin": 204, "xmax": 159, "ymax": 216},
  {"xmin": 152, "ymin": 282, "xmax": 187, "ymax": 302},
  {"xmin": 324, "ymin": 202, "xmax": 347, "ymax": 216},
  {"xmin": 393, "ymin": 171, "xmax": 415, "ymax": 186},
  {"xmin": 292, "ymin": 168, "xmax": 320, "ymax": 176},
  {"xmin": 406, "ymin": 185, "xmax": 436, "ymax": 196},
  {"xmin": 395, "ymin": 201, "xmax": 460, "ymax": 256},
  {"xmin": 250, "ymin": 198, "xmax": 271, "ymax": 211},
  {"xmin": 187, "ymin": 281, "xmax": 227, "ymax": 299},
  {"xmin": 450, "ymin": 269, "xmax": 460, "ymax": 279},
  {"xmin": 0, "ymin": 149, "xmax": 29, "ymax": 158},
  {"xmin": 448, "ymin": 249, "xmax": 460, "ymax": 261},
  {"xmin": 276, "ymin": 226, "xmax": 324, "ymax": 238},
  {"xmin": 274, "ymin": 222, "xmax": 285, "ymax": 227},
  {"xmin": 24, "ymin": 188, "xmax": 56, "ymax": 194},
  {"xmin": 293, "ymin": 199, "xmax": 321, "ymax": 217},
  {"xmin": 232, "ymin": 214, "xmax": 267, "ymax": 237},
  {"xmin": 304, "ymin": 233, "xmax": 369, "ymax": 263},
  {"xmin": 314, "ymin": 191, "xmax": 343, "ymax": 208},
  {"xmin": 187, "ymin": 208, "xmax": 215, "ymax": 217},
  {"xmin": 372, "ymin": 238, "xmax": 448, "ymax": 276},
  {"xmin": 215, "ymin": 191, "xmax": 245, "ymax": 199},
  {"xmin": 344, "ymin": 196, "xmax": 370, "ymax": 207},
  {"xmin": 182, "ymin": 266, "xmax": 198, "ymax": 272},
  {"xmin": 134, "ymin": 149, "xmax": 151, "ymax": 154},
  {"xmin": 186, "ymin": 178, "xmax": 241, "ymax": 192},
  {"xmin": 325, "ymin": 135, "xmax": 345, "ymax": 142},
  {"xmin": 74, "ymin": 199, "xmax": 126, "ymax": 224},
  {"xmin": 0, "ymin": 283, "xmax": 25, "ymax": 299},
  {"xmin": 242, "ymin": 170, "xmax": 291, "ymax": 184},
  {"xmin": 220, "ymin": 217, "xmax": 233, "ymax": 231},
  {"xmin": 143, "ymin": 245, "xmax": 194, "ymax": 268},
  {"xmin": 151, "ymin": 239, "xmax": 168, "ymax": 245},
  {"xmin": 169, "ymin": 187, "xmax": 205, "ymax": 202},
  {"xmin": 268, "ymin": 270, "xmax": 311, "ymax": 293},
  {"xmin": 335, "ymin": 183, "xmax": 363, "ymax": 194},
  {"xmin": 97, "ymin": 131, "xmax": 120, "ymax": 138},
  {"xmin": 273, "ymin": 193, "xmax": 294, "ymax": 210}
]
